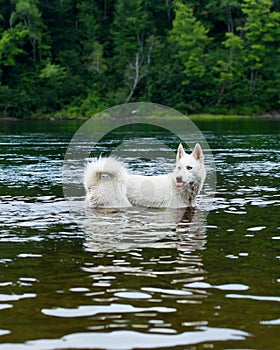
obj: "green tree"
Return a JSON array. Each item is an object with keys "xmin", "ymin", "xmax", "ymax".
[
  {"xmin": 215, "ymin": 0, "xmax": 280, "ymax": 112},
  {"xmin": 77, "ymin": 0, "xmax": 106, "ymax": 74},
  {"xmin": 10, "ymin": 0, "xmax": 47, "ymax": 60},
  {"xmin": 169, "ymin": 1, "xmax": 211, "ymax": 84},
  {"xmin": 205, "ymin": 0, "xmax": 242, "ymax": 34},
  {"xmin": 240, "ymin": 0, "xmax": 280, "ymax": 91},
  {"xmin": 0, "ymin": 0, "xmax": 279, "ymax": 118},
  {"xmin": 0, "ymin": 24, "xmax": 27, "ymax": 66},
  {"xmin": 112, "ymin": 0, "xmax": 155, "ymax": 102},
  {"xmin": 0, "ymin": 23, "xmax": 28, "ymax": 116},
  {"xmin": 213, "ymin": 32, "xmax": 246, "ymax": 104}
]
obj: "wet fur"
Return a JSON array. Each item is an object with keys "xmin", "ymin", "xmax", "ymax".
[{"xmin": 84, "ymin": 143, "xmax": 206, "ymax": 208}]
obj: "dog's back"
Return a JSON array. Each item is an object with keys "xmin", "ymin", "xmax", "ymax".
[{"xmin": 126, "ymin": 173, "xmax": 175, "ymax": 208}]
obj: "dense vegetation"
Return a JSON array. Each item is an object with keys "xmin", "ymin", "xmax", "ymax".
[{"xmin": 0, "ymin": 0, "xmax": 279, "ymax": 119}]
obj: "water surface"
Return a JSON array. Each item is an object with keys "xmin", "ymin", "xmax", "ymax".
[{"xmin": 0, "ymin": 118, "xmax": 279, "ymax": 349}]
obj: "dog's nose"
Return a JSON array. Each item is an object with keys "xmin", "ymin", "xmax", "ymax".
[{"xmin": 176, "ymin": 176, "xmax": 183, "ymax": 182}]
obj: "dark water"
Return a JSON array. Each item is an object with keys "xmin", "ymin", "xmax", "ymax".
[{"xmin": 0, "ymin": 118, "xmax": 279, "ymax": 349}]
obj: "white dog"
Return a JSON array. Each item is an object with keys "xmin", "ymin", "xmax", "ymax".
[{"xmin": 84, "ymin": 143, "xmax": 206, "ymax": 209}]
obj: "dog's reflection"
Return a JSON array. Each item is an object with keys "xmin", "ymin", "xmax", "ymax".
[
  {"xmin": 82, "ymin": 206, "xmax": 207, "ymax": 253},
  {"xmin": 176, "ymin": 207, "xmax": 207, "ymax": 251}
]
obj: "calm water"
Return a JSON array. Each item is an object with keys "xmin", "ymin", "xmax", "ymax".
[{"xmin": 0, "ymin": 118, "xmax": 279, "ymax": 350}]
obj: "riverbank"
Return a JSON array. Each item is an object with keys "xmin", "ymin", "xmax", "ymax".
[{"xmin": 1, "ymin": 112, "xmax": 279, "ymax": 122}]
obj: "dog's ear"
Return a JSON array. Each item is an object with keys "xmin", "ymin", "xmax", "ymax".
[
  {"xmin": 192, "ymin": 143, "xmax": 204, "ymax": 161},
  {"xmin": 176, "ymin": 143, "xmax": 186, "ymax": 160}
]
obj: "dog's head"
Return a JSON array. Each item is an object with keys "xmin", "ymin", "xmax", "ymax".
[{"xmin": 174, "ymin": 143, "xmax": 205, "ymax": 188}]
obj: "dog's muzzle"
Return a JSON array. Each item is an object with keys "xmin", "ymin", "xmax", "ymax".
[{"xmin": 175, "ymin": 176, "xmax": 185, "ymax": 187}]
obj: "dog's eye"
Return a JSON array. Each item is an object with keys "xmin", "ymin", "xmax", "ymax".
[
  {"xmin": 186, "ymin": 166, "xmax": 192, "ymax": 170},
  {"xmin": 177, "ymin": 166, "xmax": 181, "ymax": 170}
]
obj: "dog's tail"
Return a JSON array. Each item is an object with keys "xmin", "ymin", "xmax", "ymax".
[{"xmin": 84, "ymin": 157, "xmax": 128, "ymax": 192}]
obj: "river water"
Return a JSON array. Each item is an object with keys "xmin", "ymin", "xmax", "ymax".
[{"xmin": 0, "ymin": 118, "xmax": 279, "ymax": 349}]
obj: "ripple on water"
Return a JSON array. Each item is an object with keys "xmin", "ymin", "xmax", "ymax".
[
  {"xmin": 0, "ymin": 330, "xmax": 10, "ymax": 337},
  {"xmin": 184, "ymin": 282, "xmax": 249, "ymax": 291},
  {"xmin": 226, "ymin": 294, "xmax": 280, "ymax": 302},
  {"xmin": 260, "ymin": 318, "xmax": 280, "ymax": 325},
  {"xmin": 114, "ymin": 292, "xmax": 151, "ymax": 299},
  {"xmin": 41, "ymin": 303, "xmax": 176, "ymax": 318},
  {"xmin": 247, "ymin": 226, "xmax": 266, "ymax": 232},
  {"xmin": 0, "ymin": 293, "xmax": 36, "ymax": 302},
  {"xmin": 141, "ymin": 287, "xmax": 192, "ymax": 296},
  {"xmin": 17, "ymin": 254, "xmax": 42, "ymax": 258},
  {"xmin": 0, "ymin": 304, "xmax": 13, "ymax": 311},
  {"xmin": 0, "ymin": 125, "xmax": 279, "ymax": 349},
  {"xmin": 0, "ymin": 197, "xmax": 73, "ymax": 233},
  {"xmin": 69, "ymin": 288, "xmax": 90, "ymax": 293},
  {"xmin": 0, "ymin": 328, "xmax": 251, "ymax": 350}
]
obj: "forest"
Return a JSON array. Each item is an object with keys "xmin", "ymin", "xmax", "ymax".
[{"xmin": 0, "ymin": 0, "xmax": 279, "ymax": 119}]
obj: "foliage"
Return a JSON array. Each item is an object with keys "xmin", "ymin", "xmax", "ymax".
[
  {"xmin": 0, "ymin": 0, "xmax": 279, "ymax": 118},
  {"xmin": 169, "ymin": 2, "xmax": 211, "ymax": 83}
]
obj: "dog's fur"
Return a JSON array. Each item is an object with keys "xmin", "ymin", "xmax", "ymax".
[{"xmin": 84, "ymin": 143, "xmax": 206, "ymax": 209}]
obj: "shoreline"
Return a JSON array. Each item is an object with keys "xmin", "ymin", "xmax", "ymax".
[{"xmin": 1, "ymin": 113, "xmax": 279, "ymax": 122}]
